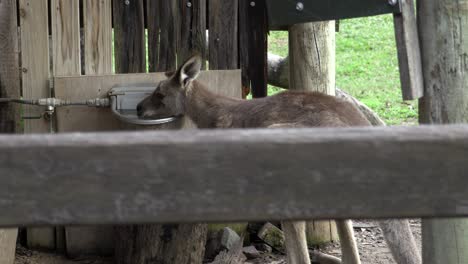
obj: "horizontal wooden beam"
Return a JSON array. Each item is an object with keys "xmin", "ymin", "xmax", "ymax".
[{"xmin": 1, "ymin": 124, "xmax": 468, "ymax": 227}]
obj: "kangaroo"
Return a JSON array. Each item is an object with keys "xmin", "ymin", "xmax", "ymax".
[{"xmin": 137, "ymin": 55, "xmax": 421, "ymax": 264}]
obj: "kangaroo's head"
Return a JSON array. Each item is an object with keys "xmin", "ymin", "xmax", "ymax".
[{"xmin": 137, "ymin": 55, "xmax": 202, "ymax": 119}]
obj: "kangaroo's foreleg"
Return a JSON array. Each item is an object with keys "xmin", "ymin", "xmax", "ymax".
[
  {"xmin": 282, "ymin": 221, "xmax": 311, "ymax": 264},
  {"xmin": 336, "ymin": 220, "xmax": 361, "ymax": 264}
]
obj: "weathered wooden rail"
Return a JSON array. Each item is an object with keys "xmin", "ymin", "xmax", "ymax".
[{"xmin": 0, "ymin": 124, "xmax": 467, "ymax": 227}]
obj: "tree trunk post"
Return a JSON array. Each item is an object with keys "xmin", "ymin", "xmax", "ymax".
[
  {"xmin": 0, "ymin": 0, "xmax": 20, "ymax": 263},
  {"xmin": 288, "ymin": 21, "xmax": 339, "ymax": 246},
  {"xmin": 418, "ymin": 1, "xmax": 468, "ymax": 263},
  {"xmin": 284, "ymin": 21, "xmax": 337, "ymax": 264}
]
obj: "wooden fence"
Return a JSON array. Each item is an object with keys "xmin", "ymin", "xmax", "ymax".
[{"xmin": 1, "ymin": 124, "xmax": 468, "ymax": 227}]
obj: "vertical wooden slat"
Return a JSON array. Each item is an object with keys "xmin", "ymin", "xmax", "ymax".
[
  {"xmin": 51, "ymin": 0, "xmax": 81, "ymax": 76},
  {"xmin": 157, "ymin": 1, "xmax": 178, "ymax": 71},
  {"xmin": 20, "ymin": 0, "xmax": 50, "ymax": 133},
  {"xmin": 64, "ymin": 0, "xmax": 114, "ymax": 257},
  {"xmin": 51, "ymin": 0, "xmax": 81, "ymax": 253},
  {"xmin": 208, "ymin": 0, "xmax": 238, "ymax": 70},
  {"xmin": 178, "ymin": 0, "xmax": 206, "ymax": 69},
  {"xmin": 83, "ymin": 0, "xmax": 112, "ymax": 75},
  {"xmin": 20, "ymin": 0, "xmax": 55, "ymax": 251},
  {"xmin": 0, "ymin": 0, "xmax": 20, "ymax": 261},
  {"xmin": 113, "ymin": 0, "xmax": 146, "ymax": 73},
  {"xmin": 146, "ymin": 0, "xmax": 160, "ymax": 72},
  {"xmin": 393, "ymin": 0, "xmax": 423, "ymax": 100},
  {"xmin": 239, "ymin": 0, "xmax": 268, "ymax": 98}
]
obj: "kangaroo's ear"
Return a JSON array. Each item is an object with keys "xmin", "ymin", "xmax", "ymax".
[{"xmin": 178, "ymin": 54, "xmax": 202, "ymax": 87}]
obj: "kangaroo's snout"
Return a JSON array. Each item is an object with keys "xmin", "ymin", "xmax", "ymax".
[{"xmin": 136, "ymin": 102, "xmax": 143, "ymax": 117}]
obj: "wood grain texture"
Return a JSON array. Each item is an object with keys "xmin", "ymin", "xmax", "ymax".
[
  {"xmin": 0, "ymin": 229, "xmax": 17, "ymax": 264},
  {"xmin": 0, "ymin": 1, "xmax": 19, "ymax": 262},
  {"xmin": 0, "ymin": 125, "xmax": 467, "ymax": 226},
  {"xmin": 157, "ymin": 1, "xmax": 178, "ymax": 71},
  {"xmin": 0, "ymin": 0, "xmax": 21, "ymax": 133},
  {"xmin": 19, "ymin": 0, "xmax": 50, "ymax": 133},
  {"xmin": 146, "ymin": 0, "xmax": 160, "ymax": 72},
  {"xmin": 208, "ymin": 0, "xmax": 238, "ymax": 70},
  {"xmin": 83, "ymin": 0, "xmax": 112, "ymax": 75},
  {"xmin": 51, "ymin": 0, "xmax": 81, "ymax": 76},
  {"xmin": 418, "ymin": 1, "xmax": 468, "ymax": 263},
  {"xmin": 112, "ymin": 0, "xmax": 146, "ymax": 73},
  {"xmin": 178, "ymin": 0, "xmax": 206, "ymax": 68},
  {"xmin": 393, "ymin": 0, "xmax": 423, "ymax": 100},
  {"xmin": 239, "ymin": 0, "xmax": 268, "ymax": 98},
  {"xmin": 289, "ymin": 22, "xmax": 336, "ymax": 95}
]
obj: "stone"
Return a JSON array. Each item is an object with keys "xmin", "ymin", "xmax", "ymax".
[
  {"xmin": 242, "ymin": 246, "xmax": 261, "ymax": 259},
  {"xmin": 257, "ymin": 223, "xmax": 285, "ymax": 252},
  {"xmin": 254, "ymin": 243, "xmax": 272, "ymax": 253},
  {"xmin": 204, "ymin": 227, "xmax": 241, "ymax": 260}
]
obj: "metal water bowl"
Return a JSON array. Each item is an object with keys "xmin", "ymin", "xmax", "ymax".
[{"xmin": 108, "ymin": 84, "xmax": 178, "ymax": 125}]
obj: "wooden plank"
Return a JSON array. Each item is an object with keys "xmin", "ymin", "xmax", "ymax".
[
  {"xmin": 0, "ymin": 229, "xmax": 17, "ymax": 264},
  {"xmin": 0, "ymin": 125, "xmax": 467, "ymax": 226},
  {"xmin": 83, "ymin": 0, "xmax": 112, "ymax": 75},
  {"xmin": 0, "ymin": 0, "xmax": 21, "ymax": 133},
  {"xmin": 112, "ymin": 0, "xmax": 145, "ymax": 73},
  {"xmin": 265, "ymin": 0, "xmax": 400, "ymax": 30},
  {"xmin": 51, "ymin": 0, "xmax": 81, "ymax": 253},
  {"xmin": 64, "ymin": 0, "xmax": 114, "ymax": 257},
  {"xmin": 146, "ymin": 0, "xmax": 160, "ymax": 72},
  {"xmin": 208, "ymin": 0, "xmax": 238, "ymax": 69},
  {"xmin": 51, "ymin": 0, "xmax": 81, "ymax": 76},
  {"xmin": 239, "ymin": 0, "xmax": 268, "ymax": 98},
  {"xmin": 178, "ymin": 0, "xmax": 206, "ymax": 68},
  {"xmin": 393, "ymin": 0, "xmax": 424, "ymax": 100},
  {"xmin": 19, "ymin": 0, "xmax": 55, "ymax": 251},
  {"xmin": 0, "ymin": 1, "xmax": 19, "ymax": 262},
  {"xmin": 157, "ymin": 1, "xmax": 179, "ymax": 71},
  {"xmin": 19, "ymin": 0, "xmax": 50, "ymax": 133}
]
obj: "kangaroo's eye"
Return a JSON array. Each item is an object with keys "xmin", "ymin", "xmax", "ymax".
[{"xmin": 154, "ymin": 92, "xmax": 164, "ymax": 100}]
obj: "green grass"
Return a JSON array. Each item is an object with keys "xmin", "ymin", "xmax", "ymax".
[{"xmin": 267, "ymin": 15, "xmax": 418, "ymax": 125}]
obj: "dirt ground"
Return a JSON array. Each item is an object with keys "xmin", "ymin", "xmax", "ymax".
[{"xmin": 14, "ymin": 219, "xmax": 421, "ymax": 264}]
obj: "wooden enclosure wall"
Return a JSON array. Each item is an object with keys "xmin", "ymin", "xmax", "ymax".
[{"xmin": 18, "ymin": 0, "xmax": 255, "ymax": 257}]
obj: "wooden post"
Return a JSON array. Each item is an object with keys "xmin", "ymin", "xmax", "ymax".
[
  {"xmin": 64, "ymin": 0, "xmax": 114, "ymax": 257},
  {"xmin": 287, "ymin": 21, "xmax": 336, "ymax": 264},
  {"xmin": 289, "ymin": 21, "xmax": 339, "ymax": 248},
  {"xmin": 418, "ymin": 1, "xmax": 468, "ymax": 263},
  {"xmin": 0, "ymin": 0, "xmax": 20, "ymax": 262},
  {"xmin": 19, "ymin": 0, "xmax": 56, "ymax": 251},
  {"xmin": 288, "ymin": 21, "xmax": 361, "ymax": 264}
]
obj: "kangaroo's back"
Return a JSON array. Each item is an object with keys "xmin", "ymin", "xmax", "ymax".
[{"xmin": 226, "ymin": 90, "xmax": 371, "ymax": 128}]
